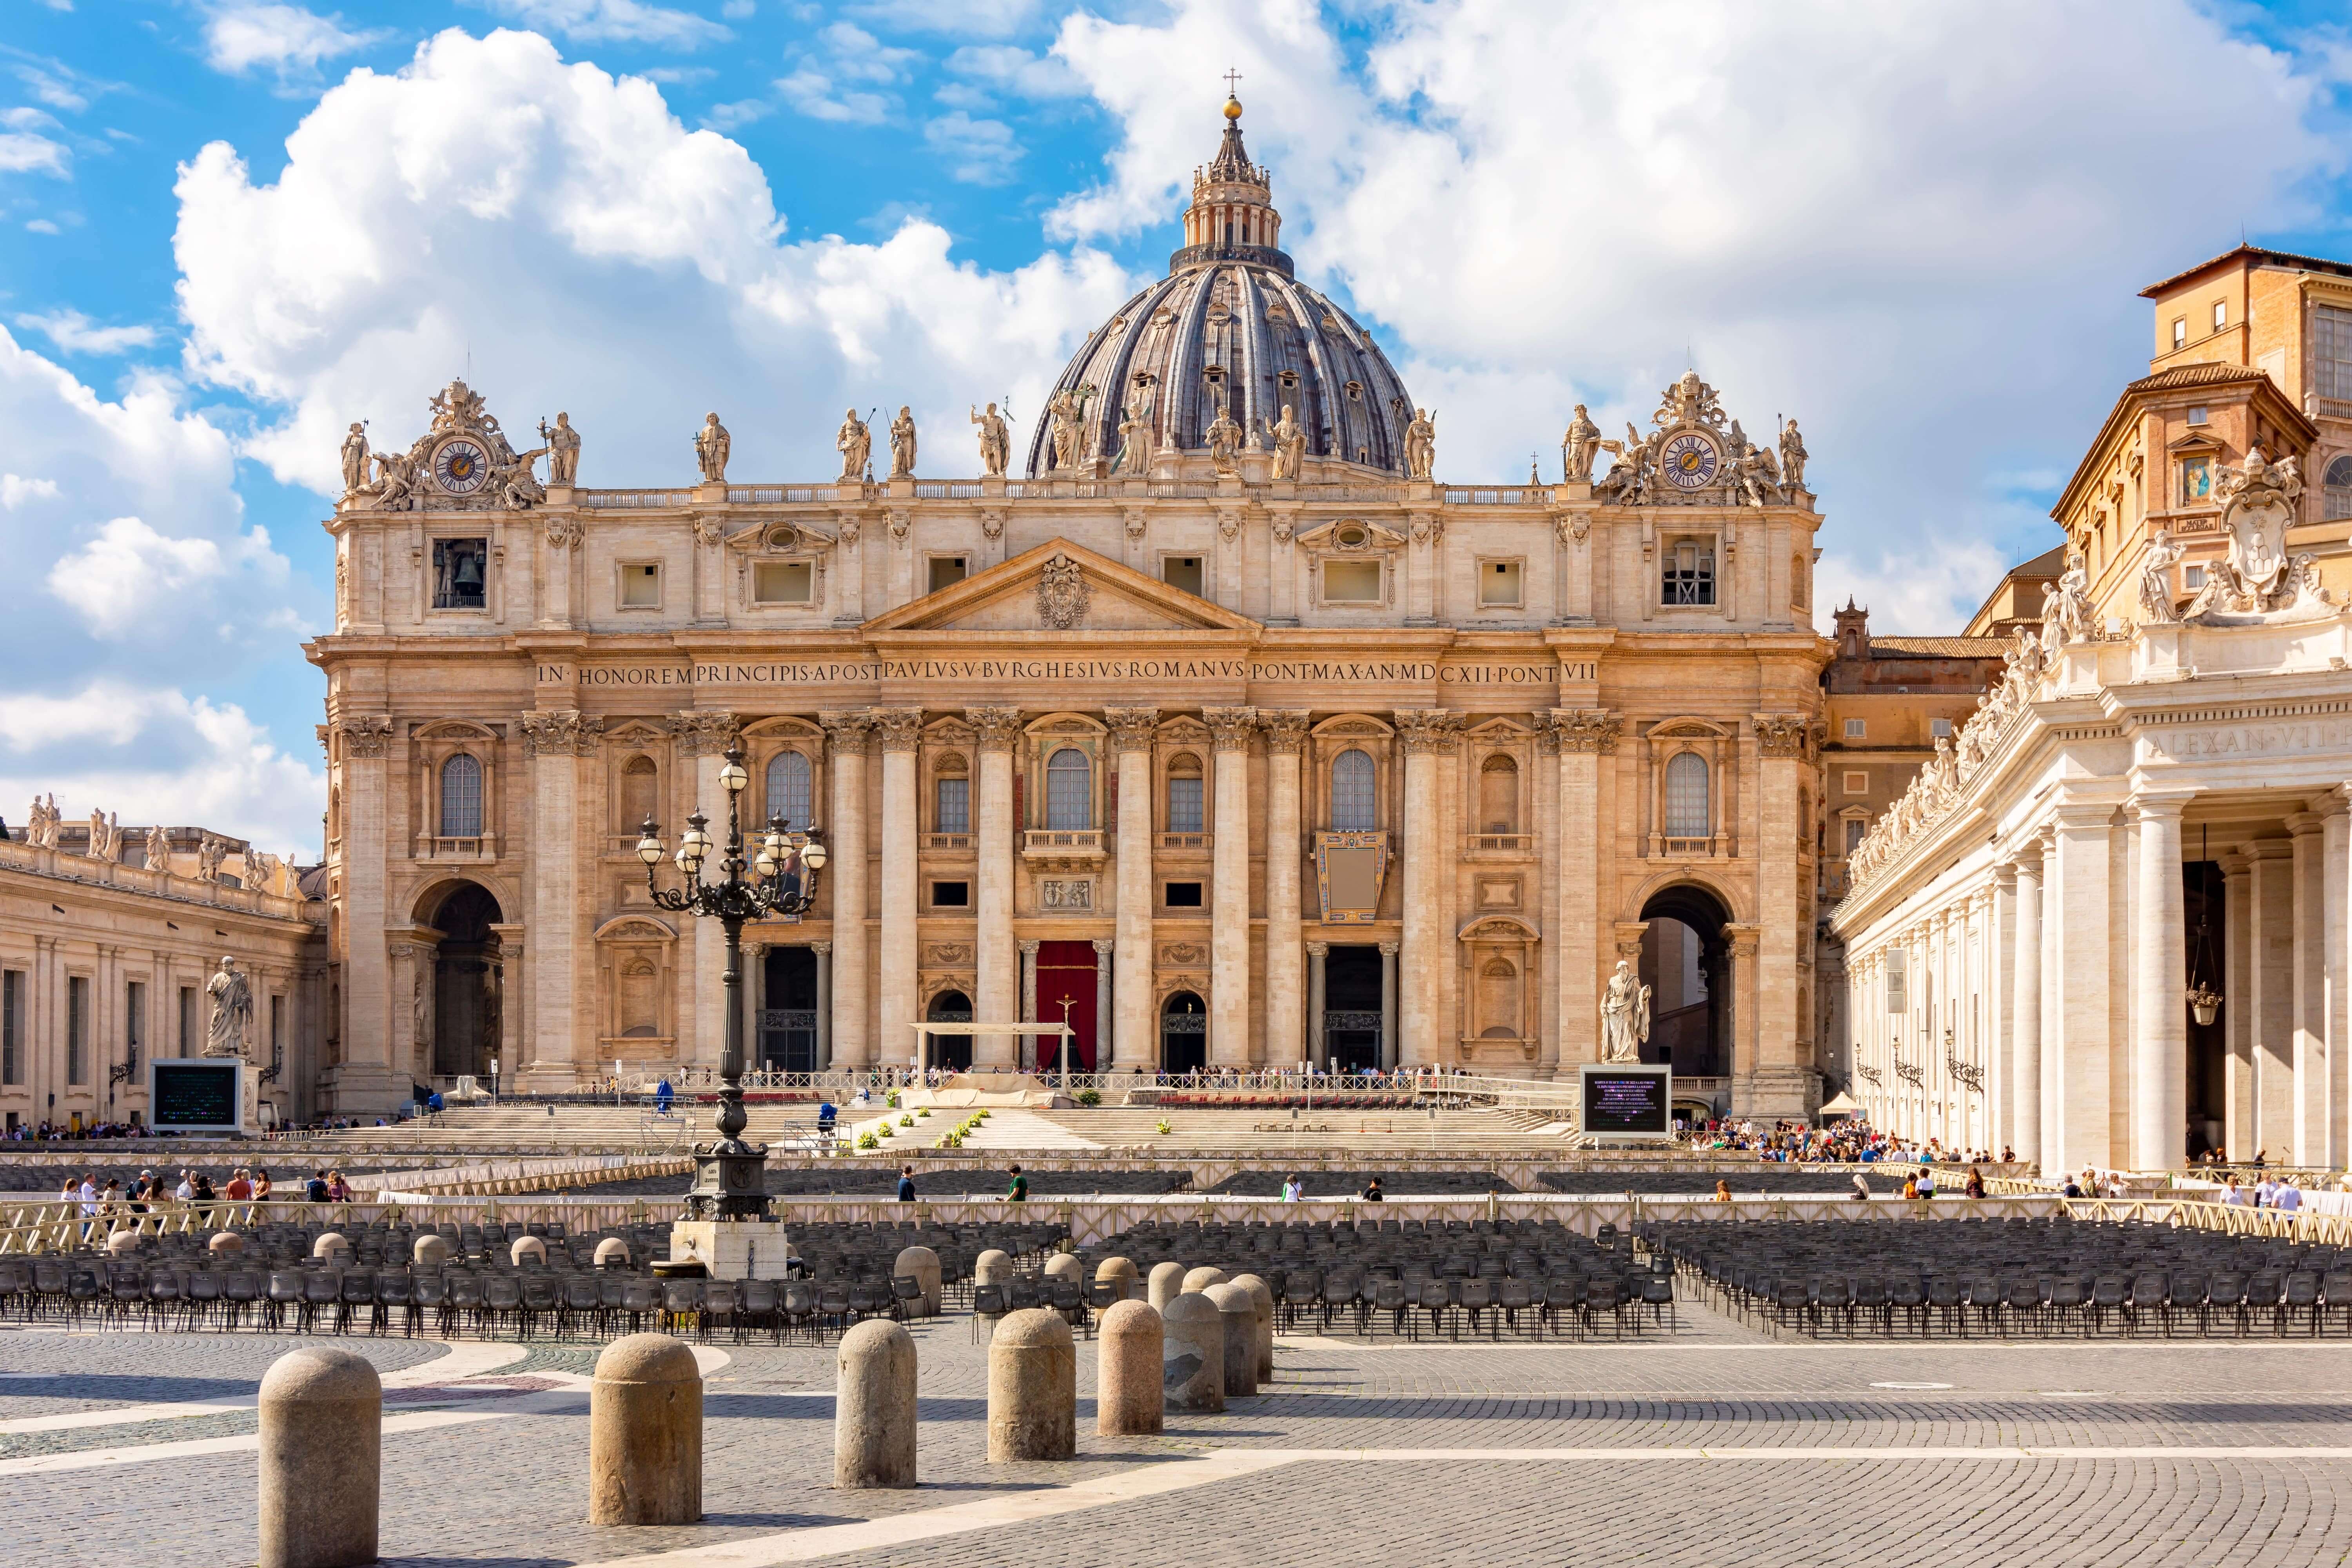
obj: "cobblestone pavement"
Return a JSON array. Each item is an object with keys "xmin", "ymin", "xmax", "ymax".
[{"xmin": 5, "ymin": 1298, "xmax": 2352, "ymax": 1566}]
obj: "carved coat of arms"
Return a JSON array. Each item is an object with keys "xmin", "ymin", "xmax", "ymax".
[{"xmin": 1036, "ymin": 552, "xmax": 1089, "ymax": 629}]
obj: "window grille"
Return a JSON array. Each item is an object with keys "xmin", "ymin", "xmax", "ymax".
[
  {"xmin": 1330, "ymin": 749, "xmax": 1376, "ymax": 829},
  {"xmin": 1168, "ymin": 775, "xmax": 1204, "ymax": 833},
  {"xmin": 1045, "ymin": 748, "xmax": 1091, "ymax": 829},
  {"xmin": 1663, "ymin": 540, "xmax": 1715, "ymax": 605},
  {"xmin": 439, "ymin": 754, "xmax": 483, "ymax": 838},
  {"xmin": 1663, "ymin": 753, "xmax": 1709, "ymax": 838},
  {"xmin": 935, "ymin": 777, "xmax": 969, "ymax": 835},
  {"xmin": 765, "ymin": 750, "xmax": 812, "ymax": 828}
]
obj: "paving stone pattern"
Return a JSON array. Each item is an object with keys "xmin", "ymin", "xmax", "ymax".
[{"xmin": 4, "ymin": 1300, "xmax": 2351, "ymax": 1565}]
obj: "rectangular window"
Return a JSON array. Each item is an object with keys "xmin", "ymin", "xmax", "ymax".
[
  {"xmin": 753, "ymin": 562, "xmax": 813, "ymax": 604},
  {"xmin": 1161, "ymin": 555, "xmax": 1204, "ymax": 596},
  {"xmin": 66, "ymin": 975, "xmax": 87, "ymax": 1086},
  {"xmin": 2181, "ymin": 457, "xmax": 2212, "ymax": 504},
  {"xmin": 1, "ymin": 970, "xmax": 18, "ymax": 1085},
  {"xmin": 1479, "ymin": 559, "xmax": 1523, "ymax": 607},
  {"xmin": 619, "ymin": 562, "xmax": 661, "ymax": 608},
  {"xmin": 431, "ymin": 537, "xmax": 488, "ymax": 609},
  {"xmin": 1662, "ymin": 539, "xmax": 1715, "ymax": 605},
  {"xmin": 930, "ymin": 880, "xmax": 969, "ymax": 908},
  {"xmin": 1322, "ymin": 559, "xmax": 1383, "ymax": 604},
  {"xmin": 1885, "ymin": 949, "xmax": 1907, "ymax": 1013},
  {"xmin": 2184, "ymin": 563, "xmax": 2207, "ymax": 588},
  {"xmin": 927, "ymin": 556, "xmax": 968, "ymax": 593},
  {"xmin": 2172, "ymin": 317, "xmax": 2187, "ymax": 350},
  {"xmin": 2186, "ymin": 405, "xmax": 2208, "ymax": 426},
  {"xmin": 1167, "ymin": 776, "xmax": 1204, "ymax": 833},
  {"xmin": 1843, "ymin": 718, "xmax": 1867, "ymax": 740},
  {"xmin": 2214, "ymin": 300, "xmax": 2227, "ymax": 331},
  {"xmin": 1930, "ymin": 717, "xmax": 1952, "ymax": 739},
  {"xmin": 179, "ymin": 986, "xmax": 196, "ymax": 1054},
  {"xmin": 2317, "ymin": 304, "xmax": 2352, "ymax": 401},
  {"xmin": 934, "ymin": 777, "xmax": 969, "ymax": 835},
  {"xmin": 1845, "ymin": 818, "xmax": 1868, "ymax": 855},
  {"xmin": 1164, "ymin": 881, "xmax": 1204, "ymax": 908},
  {"xmin": 1842, "ymin": 769, "xmax": 1868, "ymax": 795},
  {"xmin": 126, "ymin": 980, "xmax": 143, "ymax": 1068}
]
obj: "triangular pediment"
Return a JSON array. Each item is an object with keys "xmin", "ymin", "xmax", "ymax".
[{"xmin": 861, "ymin": 539, "xmax": 1260, "ymax": 636}]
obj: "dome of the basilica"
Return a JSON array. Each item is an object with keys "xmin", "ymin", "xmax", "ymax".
[{"xmin": 1024, "ymin": 97, "xmax": 1416, "ymax": 479}]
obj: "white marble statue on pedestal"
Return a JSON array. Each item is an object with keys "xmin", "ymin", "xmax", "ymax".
[{"xmin": 1600, "ymin": 959, "xmax": 1651, "ymax": 1064}]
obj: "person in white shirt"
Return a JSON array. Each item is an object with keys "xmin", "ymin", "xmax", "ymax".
[
  {"xmin": 2276, "ymin": 1181, "xmax": 2304, "ymax": 1212},
  {"xmin": 174, "ymin": 1171, "xmax": 194, "ymax": 1202},
  {"xmin": 2221, "ymin": 1176, "xmax": 2245, "ymax": 1206},
  {"xmin": 2255, "ymin": 1176, "xmax": 2279, "ymax": 1208},
  {"xmin": 76, "ymin": 1176, "xmax": 96, "ymax": 1218}
]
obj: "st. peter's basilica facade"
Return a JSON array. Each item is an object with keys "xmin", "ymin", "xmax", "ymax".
[{"xmin": 307, "ymin": 98, "xmax": 1828, "ymax": 1118}]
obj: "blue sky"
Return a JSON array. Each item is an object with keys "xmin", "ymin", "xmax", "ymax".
[{"xmin": 4, "ymin": 0, "xmax": 2351, "ymax": 856}]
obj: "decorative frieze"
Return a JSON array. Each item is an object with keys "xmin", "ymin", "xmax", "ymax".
[
  {"xmin": 873, "ymin": 708, "xmax": 926, "ymax": 752},
  {"xmin": 1394, "ymin": 708, "xmax": 1464, "ymax": 754}
]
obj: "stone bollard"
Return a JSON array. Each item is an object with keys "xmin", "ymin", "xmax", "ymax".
[
  {"xmin": 209, "ymin": 1231, "xmax": 245, "ymax": 1256},
  {"xmin": 1146, "ymin": 1261, "xmax": 1187, "ymax": 1310},
  {"xmin": 258, "ymin": 1347, "xmax": 380, "ymax": 1568},
  {"xmin": 986, "ymin": 1308, "xmax": 1076, "ymax": 1462},
  {"xmin": 1160, "ymin": 1292, "xmax": 1224, "ymax": 1413},
  {"xmin": 834, "ymin": 1319, "xmax": 917, "ymax": 1488},
  {"xmin": 593, "ymin": 1238, "xmax": 630, "ymax": 1269},
  {"xmin": 1041, "ymin": 1253, "xmax": 1082, "ymax": 1284},
  {"xmin": 311, "ymin": 1232, "xmax": 350, "ymax": 1263},
  {"xmin": 1229, "ymin": 1272, "xmax": 1274, "ymax": 1385},
  {"xmin": 1205, "ymin": 1283, "xmax": 1257, "ymax": 1398},
  {"xmin": 1181, "ymin": 1266, "xmax": 1226, "ymax": 1296},
  {"xmin": 973, "ymin": 1249, "xmax": 1013, "ymax": 1287},
  {"xmin": 893, "ymin": 1245, "xmax": 941, "ymax": 1317},
  {"xmin": 511, "ymin": 1234, "xmax": 548, "ymax": 1268},
  {"xmin": 588, "ymin": 1334, "xmax": 703, "ymax": 1525},
  {"xmin": 1096, "ymin": 1299, "xmax": 1163, "ymax": 1435},
  {"xmin": 1096, "ymin": 1255, "xmax": 1140, "ymax": 1302},
  {"xmin": 105, "ymin": 1230, "xmax": 142, "ymax": 1257},
  {"xmin": 413, "ymin": 1234, "xmax": 450, "ymax": 1268}
]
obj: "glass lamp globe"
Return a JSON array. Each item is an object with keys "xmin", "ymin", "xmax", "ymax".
[
  {"xmin": 719, "ymin": 758, "xmax": 749, "ymax": 795},
  {"xmin": 803, "ymin": 838, "xmax": 828, "ymax": 871},
  {"xmin": 635, "ymin": 821, "xmax": 664, "ymax": 866}
]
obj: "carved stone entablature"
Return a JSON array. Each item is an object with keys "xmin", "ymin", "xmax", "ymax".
[
  {"xmin": 1753, "ymin": 712, "xmax": 1813, "ymax": 760},
  {"xmin": 520, "ymin": 709, "xmax": 603, "ymax": 759},
  {"xmin": 1547, "ymin": 708, "xmax": 1621, "ymax": 755},
  {"xmin": 338, "ymin": 715, "xmax": 395, "ymax": 759},
  {"xmin": 1393, "ymin": 708, "xmax": 1465, "ymax": 754},
  {"xmin": 668, "ymin": 710, "xmax": 740, "ymax": 758},
  {"xmin": 966, "ymin": 707, "xmax": 1025, "ymax": 751},
  {"xmin": 1594, "ymin": 370, "xmax": 1792, "ymax": 509},
  {"xmin": 1204, "ymin": 707, "xmax": 1258, "ymax": 751},
  {"xmin": 1259, "ymin": 710, "xmax": 1312, "ymax": 754},
  {"xmin": 1102, "ymin": 708, "xmax": 1160, "ymax": 750},
  {"xmin": 1037, "ymin": 552, "xmax": 1090, "ymax": 629},
  {"xmin": 345, "ymin": 378, "xmax": 550, "ymax": 514}
]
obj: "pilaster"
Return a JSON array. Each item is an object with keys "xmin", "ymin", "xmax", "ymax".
[
  {"xmin": 875, "ymin": 708, "xmax": 924, "ymax": 1070},
  {"xmin": 1205, "ymin": 706, "xmax": 1257, "ymax": 1065},
  {"xmin": 1261, "ymin": 711, "xmax": 1309, "ymax": 1067},
  {"xmin": 969, "ymin": 706, "xmax": 1023, "ymax": 1068},
  {"xmin": 819, "ymin": 712, "xmax": 873, "ymax": 1067},
  {"xmin": 1104, "ymin": 708, "xmax": 1159, "ymax": 1070}
]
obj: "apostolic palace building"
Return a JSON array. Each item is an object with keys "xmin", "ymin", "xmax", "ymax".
[{"xmin": 303, "ymin": 98, "xmax": 1831, "ymax": 1120}]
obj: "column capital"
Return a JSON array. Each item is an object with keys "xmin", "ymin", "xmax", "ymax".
[
  {"xmin": 1258, "ymin": 710, "xmax": 1312, "ymax": 754},
  {"xmin": 1545, "ymin": 708, "xmax": 1619, "ymax": 754},
  {"xmin": 1377, "ymin": 940, "xmax": 1399, "ymax": 957},
  {"xmin": 336, "ymin": 714, "xmax": 395, "ymax": 759},
  {"xmin": 667, "ymin": 710, "xmax": 740, "ymax": 758},
  {"xmin": 1090, "ymin": 938, "xmax": 1114, "ymax": 956},
  {"xmin": 2128, "ymin": 790, "xmax": 2194, "ymax": 820},
  {"xmin": 1102, "ymin": 708, "xmax": 1160, "ymax": 750},
  {"xmin": 2287, "ymin": 809, "xmax": 2327, "ymax": 838},
  {"xmin": 1204, "ymin": 706, "xmax": 1258, "ymax": 751},
  {"xmin": 1393, "ymin": 708, "xmax": 1463, "ymax": 754},
  {"xmin": 1612, "ymin": 919, "xmax": 1650, "ymax": 958},
  {"xmin": 1722, "ymin": 921, "xmax": 1762, "ymax": 957},
  {"xmin": 811, "ymin": 939, "xmax": 833, "ymax": 955},
  {"xmin": 1306, "ymin": 940, "xmax": 1330, "ymax": 957},
  {"xmin": 873, "ymin": 708, "xmax": 926, "ymax": 752},
  {"xmin": 1751, "ymin": 712, "xmax": 1816, "ymax": 761},
  {"xmin": 965, "ymin": 707, "xmax": 1024, "ymax": 751},
  {"xmin": 521, "ymin": 708, "xmax": 604, "ymax": 758},
  {"xmin": 1019, "ymin": 938, "xmax": 1041, "ymax": 955},
  {"xmin": 817, "ymin": 710, "xmax": 875, "ymax": 746}
]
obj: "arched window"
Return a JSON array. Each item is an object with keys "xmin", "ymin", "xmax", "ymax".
[
  {"xmin": 1478, "ymin": 956, "xmax": 1520, "ymax": 1038},
  {"xmin": 619, "ymin": 755, "xmax": 657, "ymax": 833},
  {"xmin": 1330, "ymin": 748, "xmax": 1376, "ymax": 829},
  {"xmin": 2327, "ymin": 455, "xmax": 2352, "ymax": 521},
  {"xmin": 1478, "ymin": 754, "xmax": 1519, "ymax": 833},
  {"xmin": 1166, "ymin": 753, "xmax": 1204, "ymax": 833},
  {"xmin": 1663, "ymin": 752, "xmax": 1709, "ymax": 840},
  {"xmin": 439, "ymin": 754, "xmax": 483, "ymax": 838},
  {"xmin": 1045, "ymin": 748, "xmax": 1091, "ymax": 829},
  {"xmin": 765, "ymin": 750, "xmax": 812, "ymax": 828},
  {"xmin": 619, "ymin": 960, "xmax": 659, "ymax": 1037}
]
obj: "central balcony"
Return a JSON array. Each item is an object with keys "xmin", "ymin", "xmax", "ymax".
[{"xmin": 1022, "ymin": 828, "xmax": 1106, "ymax": 868}]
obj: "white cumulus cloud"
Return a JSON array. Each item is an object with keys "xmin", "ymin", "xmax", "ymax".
[
  {"xmin": 0, "ymin": 132, "xmax": 71, "ymax": 176},
  {"xmin": 480, "ymin": 0, "xmax": 730, "ymax": 47},
  {"xmin": 201, "ymin": 2, "xmax": 387, "ymax": 82},
  {"xmin": 13, "ymin": 308, "xmax": 159, "ymax": 355},
  {"xmin": 46, "ymin": 517, "xmax": 231, "ymax": 639}
]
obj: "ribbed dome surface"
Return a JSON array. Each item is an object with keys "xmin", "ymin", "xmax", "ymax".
[{"xmin": 1024, "ymin": 98, "xmax": 1415, "ymax": 479}]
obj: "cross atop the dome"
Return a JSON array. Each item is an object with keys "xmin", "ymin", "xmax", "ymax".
[{"xmin": 1223, "ymin": 67, "xmax": 1243, "ymax": 98}]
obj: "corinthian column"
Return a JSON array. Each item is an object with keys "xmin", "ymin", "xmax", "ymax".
[
  {"xmin": 1550, "ymin": 708, "xmax": 1618, "ymax": 1075},
  {"xmin": 820, "ymin": 712, "xmax": 872, "ymax": 1067},
  {"xmin": 1395, "ymin": 710, "xmax": 1458, "ymax": 1067},
  {"xmin": 330, "ymin": 713, "xmax": 394, "ymax": 1111},
  {"xmin": 1261, "ymin": 711, "xmax": 1310, "ymax": 1067},
  {"xmin": 969, "ymin": 707, "xmax": 1023, "ymax": 1068},
  {"xmin": 671, "ymin": 710, "xmax": 739, "ymax": 1073},
  {"xmin": 521, "ymin": 708, "xmax": 601, "ymax": 1090},
  {"xmin": 2132, "ymin": 793, "xmax": 2190, "ymax": 1170},
  {"xmin": 874, "ymin": 708, "xmax": 924, "ymax": 1070},
  {"xmin": 1206, "ymin": 708, "xmax": 1258, "ymax": 1065},
  {"xmin": 1104, "ymin": 708, "xmax": 1159, "ymax": 1071},
  {"xmin": 2010, "ymin": 844, "xmax": 2043, "ymax": 1170}
]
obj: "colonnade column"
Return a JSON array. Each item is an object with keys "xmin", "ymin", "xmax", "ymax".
[
  {"xmin": 1019, "ymin": 941, "xmax": 1039, "ymax": 1069},
  {"xmin": 875, "ymin": 709, "xmax": 924, "ymax": 1072},
  {"xmin": 819, "ymin": 713, "xmax": 872, "ymax": 1069},
  {"xmin": 970, "ymin": 708, "xmax": 1023, "ymax": 1069},
  {"xmin": 1379, "ymin": 940, "xmax": 1399, "ymax": 1073},
  {"xmin": 2009, "ymin": 848, "xmax": 2043, "ymax": 1171},
  {"xmin": 1104, "ymin": 710, "xmax": 1158, "ymax": 1071},
  {"xmin": 1261, "ymin": 713, "xmax": 1308, "ymax": 1067},
  {"xmin": 2327, "ymin": 799, "xmax": 2350, "ymax": 1163},
  {"xmin": 2290, "ymin": 811, "xmax": 2327, "ymax": 1166},
  {"xmin": 2047, "ymin": 807, "xmax": 2115, "ymax": 1175},
  {"xmin": 1550, "ymin": 710, "xmax": 1616, "ymax": 1076},
  {"xmin": 1205, "ymin": 708, "xmax": 1257, "ymax": 1067},
  {"xmin": 812, "ymin": 940, "xmax": 832, "ymax": 1071},
  {"xmin": 2220, "ymin": 852, "xmax": 2253, "ymax": 1161},
  {"xmin": 1395, "ymin": 711, "xmax": 1454, "ymax": 1067},
  {"xmin": 1307, "ymin": 943, "xmax": 1328, "ymax": 1069},
  {"xmin": 521, "ymin": 708, "xmax": 599, "ymax": 1091},
  {"xmin": 332, "ymin": 714, "xmax": 394, "ymax": 1111},
  {"xmin": 2131, "ymin": 794, "xmax": 2189, "ymax": 1171},
  {"xmin": 489, "ymin": 925, "xmax": 525, "ymax": 1086}
]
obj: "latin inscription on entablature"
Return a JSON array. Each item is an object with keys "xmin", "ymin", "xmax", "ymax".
[
  {"xmin": 535, "ymin": 659, "xmax": 1566, "ymax": 691},
  {"xmin": 2142, "ymin": 719, "xmax": 2352, "ymax": 761}
]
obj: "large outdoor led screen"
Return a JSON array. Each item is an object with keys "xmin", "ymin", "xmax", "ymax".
[{"xmin": 1580, "ymin": 1066, "xmax": 1671, "ymax": 1136}]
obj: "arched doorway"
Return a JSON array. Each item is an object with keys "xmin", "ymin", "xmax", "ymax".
[
  {"xmin": 1161, "ymin": 991, "xmax": 1207, "ymax": 1076},
  {"xmin": 926, "ymin": 990, "xmax": 973, "ymax": 1073},
  {"xmin": 427, "ymin": 883, "xmax": 503, "ymax": 1080},
  {"xmin": 1637, "ymin": 884, "xmax": 1730, "ymax": 1078}
]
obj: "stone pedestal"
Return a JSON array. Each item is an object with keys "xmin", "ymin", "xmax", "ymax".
[{"xmin": 669, "ymin": 1218, "xmax": 793, "ymax": 1280}]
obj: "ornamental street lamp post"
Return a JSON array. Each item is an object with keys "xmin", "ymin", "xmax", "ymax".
[{"xmin": 637, "ymin": 743, "xmax": 827, "ymax": 1220}]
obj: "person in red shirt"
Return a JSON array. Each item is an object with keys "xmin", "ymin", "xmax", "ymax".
[{"xmin": 223, "ymin": 1169, "xmax": 254, "ymax": 1201}]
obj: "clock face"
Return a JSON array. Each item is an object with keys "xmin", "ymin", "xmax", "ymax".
[
  {"xmin": 434, "ymin": 439, "xmax": 490, "ymax": 494},
  {"xmin": 1659, "ymin": 432, "xmax": 1720, "ymax": 490}
]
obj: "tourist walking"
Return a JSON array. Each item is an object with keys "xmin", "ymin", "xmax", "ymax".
[
  {"xmin": 897, "ymin": 1165, "xmax": 916, "ymax": 1202},
  {"xmin": 1005, "ymin": 1164, "xmax": 1028, "ymax": 1203},
  {"xmin": 1360, "ymin": 1176, "xmax": 1385, "ymax": 1203}
]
